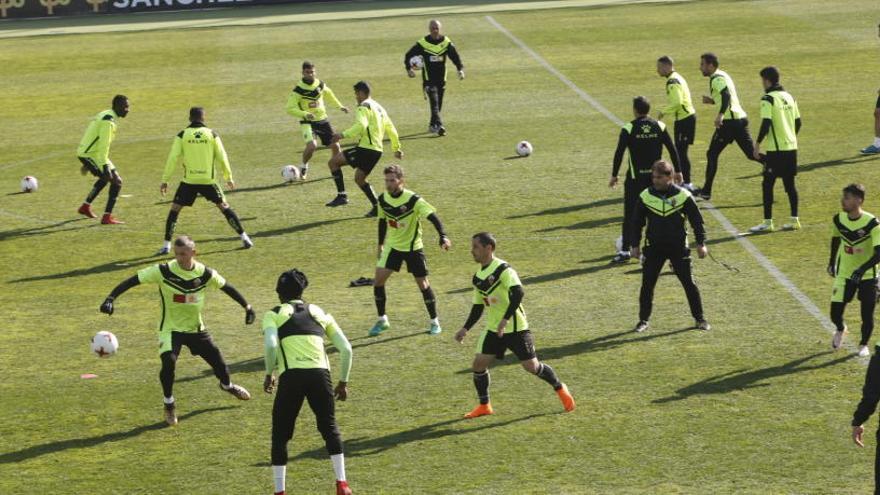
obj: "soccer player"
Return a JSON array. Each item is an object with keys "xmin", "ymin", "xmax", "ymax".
[
  {"xmin": 694, "ymin": 52, "xmax": 762, "ymax": 201},
  {"xmin": 156, "ymin": 106, "xmax": 253, "ymax": 255},
  {"xmin": 656, "ymin": 56, "xmax": 696, "ymax": 191},
  {"xmin": 285, "ymin": 61, "xmax": 349, "ymax": 179},
  {"xmin": 749, "ymin": 66, "xmax": 802, "ymax": 233},
  {"xmin": 630, "ymin": 160, "xmax": 710, "ymax": 333},
  {"xmin": 263, "ymin": 269, "xmax": 353, "ymax": 495},
  {"xmin": 828, "ymin": 184, "xmax": 880, "ymax": 357},
  {"xmin": 454, "ymin": 232, "xmax": 575, "ymax": 418},
  {"xmin": 850, "ymin": 350, "xmax": 880, "ymax": 495},
  {"xmin": 610, "ymin": 96, "xmax": 681, "ymax": 264},
  {"xmin": 369, "ymin": 165, "xmax": 450, "ymax": 336},
  {"xmin": 326, "ymin": 81, "xmax": 402, "ymax": 217},
  {"xmin": 76, "ymin": 94, "xmax": 129, "ymax": 224},
  {"xmin": 859, "ymin": 23, "xmax": 880, "ymax": 154},
  {"xmin": 403, "ymin": 19, "xmax": 464, "ymax": 136},
  {"xmin": 99, "ymin": 235, "xmax": 255, "ymax": 426}
]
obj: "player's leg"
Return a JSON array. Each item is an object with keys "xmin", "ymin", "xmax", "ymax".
[
  {"xmin": 515, "ymin": 332, "xmax": 575, "ymax": 412},
  {"xmin": 326, "ymin": 148, "xmax": 351, "ymax": 206},
  {"xmin": 303, "ymin": 369, "xmax": 349, "ymax": 493},
  {"xmin": 831, "ymin": 278, "xmax": 854, "ymax": 349},
  {"xmin": 860, "ymin": 93, "xmax": 880, "ymax": 154},
  {"xmin": 352, "ymin": 152, "xmax": 381, "ymax": 216},
  {"xmin": 271, "ymin": 371, "xmax": 307, "ymax": 495},
  {"xmin": 211, "ymin": 183, "xmax": 252, "ymax": 249},
  {"xmin": 370, "ymin": 253, "xmax": 397, "ymax": 335},
  {"xmin": 857, "ymin": 280, "xmax": 877, "ymax": 354},
  {"xmin": 676, "ymin": 116, "xmax": 695, "ymax": 188},
  {"xmin": 78, "ymin": 158, "xmax": 104, "ymax": 218},
  {"xmin": 732, "ymin": 119, "xmax": 761, "ymax": 163},
  {"xmin": 615, "ymin": 179, "xmax": 637, "ymax": 263},
  {"xmin": 158, "ymin": 331, "xmax": 183, "ymax": 425},
  {"xmin": 425, "ymin": 84, "xmax": 441, "ymax": 133},
  {"xmin": 464, "ymin": 344, "xmax": 497, "ymax": 418},
  {"xmin": 435, "ymin": 85, "xmax": 446, "ymax": 135},
  {"xmin": 410, "ymin": 251, "xmax": 440, "ymax": 334},
  {"xmin": 780, "ymin": 152, "xmax": 800, "ymax": 230},
  {"xmin": 300, "ymin": 123, "xmax": 318, "ymax": 179},
  {"xmin": 699, "ymin": 126, "xmax": 733, "ymax": 199},
  {"xmin": 670, "ymin": 246, "xmax": 707, "ymax": 329},
  {"xmin": 192, "ymin": 331, "xmax": 250, "ymax": 399},
  {"xmin": 100, "ymin": 163, "xmax": 124, "ymax": 224},
  {"xmin": 751, "ymin": 164, "xmax": 776, "ymax": 233},
  {"xmin": 636, "ymin": 246, "xmax": 665, "ymax": 331}
]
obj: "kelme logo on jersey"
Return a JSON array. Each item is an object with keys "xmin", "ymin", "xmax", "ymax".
[
  {"xmin": 641, "ymin": 124, "xmax": 653, "ymax": 133},
  {"xmin": 172, "ymin": 294, "xmax": 200, "ymax": 304}
]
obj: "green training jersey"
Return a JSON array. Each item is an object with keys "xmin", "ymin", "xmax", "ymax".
[
  {"xmin": 759, "ymin": 89, "xmax": 800, "ymax": 152},
  {"xmin": 709, "ymin": 69, "xmax": 747, "ymax": 120},
  {"xmin": 832, "ymin": 211, "xmax": 880, "ymax": 280},
  {"xmin": 285, "ymin": 78, "xmax": 344, "ymax": 123},
  {"xmin": 162, "ymin": 124, "xmax": 233, "ymax": 185},
  {"xmin": 377, "ymin": 188, "xmax": 435, "ymax": 252},
  {"xmin": 77, "ymin": 109, "xmax": 119, "ymax": 170},
  {"xmin": 262, "ymin": 300, "xmax": 352, "ymax": 381},
  {"xmin": 137, "ymin": 260, "xmax": 226, "ymax": 333},
  {"xmin": 472, "ymin": 257, "xmax": 528, "ymax": 332},
  {"xmin": 342, "ymin": 98, "xmax": 401, "ymax": 153},
  {"xmin": 662, "ymin": 71, "xmax": 695, "ymax": 121}
]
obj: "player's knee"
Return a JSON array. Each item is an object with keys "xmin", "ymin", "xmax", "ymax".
[
  {"xmin": 218, "ymin": 202, "xmax": 229, "ymax": 210},
  {"xmin": 521, "ymin": 360, "xmax": 540, "ymax": 374},
  {"xmin": 170, "ymin": 203, "xmax": 182, "ymax": 212},
  {"xmin": 160, "ymin": 351, "xmax": 178, "ymax": 369},
  {"xmin": 415, "ymin": 278, "xmax": 430, "ymax": 290},
  {"xmin": 873, "ymin": 108, "xmax": 880, "ymax": 119}
]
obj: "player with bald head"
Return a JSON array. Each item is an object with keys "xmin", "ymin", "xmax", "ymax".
[{"xmin": 404, "ymin": 19, "xmax": 464, "ymax": 136}]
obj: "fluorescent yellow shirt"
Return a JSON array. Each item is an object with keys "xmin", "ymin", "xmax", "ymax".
[
  {"xmin": 342, "ymin": 98, "xmax": 401, "ymax": 153},
  {"xmin": 163, "ymin": 124, "xmax": 233, "ymax": 185}
]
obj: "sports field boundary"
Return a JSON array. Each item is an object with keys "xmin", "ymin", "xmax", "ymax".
[{"xmin": 484, "ymin": 14, "xmax": 855, "ymax": 358}]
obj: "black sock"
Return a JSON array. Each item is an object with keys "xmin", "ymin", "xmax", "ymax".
[
  {"xmin": 421, "ymin": 286, "xmax": 437, "ymax": 319},
  {"xmin": 332, "ymin": 170, "xmax": 345, "ymax": 194},
  {"xmin": 159, "ymin": 352, "xmax": 177, "ymax": 398},
  {"xmin": 374, "ymin": 286, "xmax": 386, "ymax": 316},
  {"xmin": 222, "ymin": 208, "xmax": 245, "ymax": 235},
  {"xmin": 105, "ymin": 181, "xmax": 121, "ymax": 214},
  {"xmin": 86, "ymin": 178, "xmax": 107, "ymax": 204},
  {"xmin": 164, "ymin": 210, "xmax": 180, "ymax": 242},
  {"xmin": 536, "ymin": 362, "xmax": 562, "ymax": 390},
  {"xmin": 473, "ymin": 370, "xmax": 490, "ymax": 404},
  {"xmin": 359, "ymin": 183, "xmax": 377, "ymax": 206}
]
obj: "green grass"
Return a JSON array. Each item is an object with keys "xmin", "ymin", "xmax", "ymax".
[{"xmin": 2, "ymin": 0, "xmax": 880, "ymax": 493}]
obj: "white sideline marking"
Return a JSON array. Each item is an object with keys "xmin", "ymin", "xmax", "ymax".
[{"xmin": 485, "ymin": 15, "xmax": 856, "ymax": 355}]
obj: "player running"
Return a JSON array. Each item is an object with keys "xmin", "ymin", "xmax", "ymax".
[{"xmin": 76, "ymin": 94, "xmax": 129, "ymax": 224}]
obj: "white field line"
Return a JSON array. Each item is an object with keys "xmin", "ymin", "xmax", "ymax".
[{"xmin": 485, "ymin": 15, "xmax": 855, "ymax": 357}]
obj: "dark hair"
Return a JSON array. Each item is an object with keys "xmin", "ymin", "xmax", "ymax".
[
  {"xmin": 472, "ymin": 232, "xmax": 496, "ymax": 249},
  {"xmin": 353, "ymin": 80, "xmax": 371, "ymax": 95},
  {"xmin": 383, "ymin": 164, "xmax": 404, "ymax": 179},
  {"xmin": 657, "ymin": 55, "xmax": 674, "ymax": 65},
  {"xmin": 276, "ymin": 269, "xmax": 309, "ymax": 300},
  {"xmin": 843, "ymin": 183, "xmax": 866, "ymax": 201},
  {"xmin": 302, "ymin": 60, "xmax": 314, "ymax": 70},
  {"xmin": 700, "ymin": 52, "xmax": 719, "ymax": 67},
  {"xmin": 112, "ymin": 94, "xmax": 128, "ymax": 107},
  {"xmin": 173, "ymin": 235, "xmax": 195, "ymax": 249},
  {"xmin": 189, "ymin": 106, "xmax": 205, "ymax": 122},
  {"xmin": 633, "ymin": 96, "xmax": 651, "ymax": 115},
  {"xmin": 759, "ymin": 66, "xmax": 780, "ymax": 84},
  {"xmin": 652, "ymin": 160, "xmax": 674, "ymax": 176}
]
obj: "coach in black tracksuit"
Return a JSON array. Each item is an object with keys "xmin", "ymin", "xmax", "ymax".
[
  {"xmin": 610, "ymin": 96, "xmax": 680, "ymax": 264},
  {"xmin": 404, "ymin": 19, "xmax": 464, "ymax": 136},
  {"xmin": 852, "ymin": 352, "xmax": 880, "ymax": 495},
  {"xmin": 630, "ymin": 160, "xmax": 709, "ymax": 333}
]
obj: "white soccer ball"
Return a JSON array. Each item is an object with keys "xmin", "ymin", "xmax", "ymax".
[
  {"xmin": 516, "ymin": 141, "xmax": 533, "ymax": 157},
  {"xmin": 20, "ymin": 176, "xmax": 38, "ymax": 193},
  {"xmin": 409, "ymin": 55, "xmax": 424, "ymax": 69},
  {"xmin": 91, "ymin": 331, "xmax": 119, "ymax": 358},
  {"xmin": 281, "ymin": 165, "xmax": 301, "ymax": 183}
]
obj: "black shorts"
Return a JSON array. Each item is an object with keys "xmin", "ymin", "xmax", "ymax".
[
  {"xmin": 173, "ymin": 182, "xmax": 225, "ymax": 206},
  {"xmin": 378, "ymin": 248, "xmax": 428, "ymax": 277},
  {"xmin": 301, "ymin": 119, "xmax": 335, "ymax": 146},
  {"xmin": 763, "ymin": 150, "xmax": 797, "ymax": 178},
  {"xmin": 479, "ymin": 329, "xmax": 537, "ymax": 361},
  {"xmin": 164, "ymin": 331, "xmax": 220, "ymax": 357},
  {"xmin": 342, "ymin": 147, "xmax": 383, "ymax": 174},
  {"xmin": 674, "ymin": 114, "xmax": 696, "ymax": 145},
  {"xmin": 78, "ymin": 156, "xmax": 106, "ymax": 178}
]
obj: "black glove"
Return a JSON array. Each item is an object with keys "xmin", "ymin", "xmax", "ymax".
[
  {"xmin": 100, "ymin": 297, "xmax": 114, "ymax": 315},
  {"xmin": 245, "ymin": 307, "xmax": 256, "ymax": 325}
]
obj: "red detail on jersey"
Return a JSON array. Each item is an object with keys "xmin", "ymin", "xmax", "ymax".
[
  {"xmin": 482, "ymin": 297, "xmax": 490, "ymax": 306},
  {"xmin": 389, "ymin": 219, "xmax": 400, "ymax": 228},
  {"xmin": 844, "ymin": 246, "xmax": 854, "ymax": 255},
  {"xmin": 173, "ymin": 294, "xmax": 186, "ymax": 303}
]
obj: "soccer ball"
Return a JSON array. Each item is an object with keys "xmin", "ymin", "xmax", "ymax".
[
  {"xmin": 20, "ymin": 176, "xmax": 38, "ymax": 193},
  {"xmin": 91, "ymin": 331, "xmax": 119, "ymax": 358},
  {"xmin": 409, "ymin": 55, "xmax": 424, "ymax": 70},
  {"xmin": 516, "ymin": 141, "xmax": 533, "ymax": 157},
  {"xmin": 281, "ymin": 165, "xmax": 301, "ymax": 182}
]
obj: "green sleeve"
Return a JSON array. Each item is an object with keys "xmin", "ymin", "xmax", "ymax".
[
  {"xmin": 263, "ymin": 322, "xmax": 280, "ymax": 375},
  {"xmin": 95, "ymin": 119, "xmax": 115, "ymax": 165},
  {"xmin": 711, "ymin": 76, "xmax": 727, "ymax": 95},
  {"xmin": 209, "ymin": 269, "xmax": 226, "ymax": 289},
  {"xmin": 472, "ymin": 287, "xmax": 483, "ymax": 304},
  {"xmin": 214, "ymin": 135, "xmax": 232, "ymax": 182},
  {"xmin": 385, "ymin": 115, "xmax": 401, "ymax": 152},
  {"xmin": 759, "ymin": 99, "xmax": 772, "ymax": 120},
  {"xmin": 342, "ymin": 107, "xmax": 368, "ymax": 139},
  {"xmin": 323, "ymin": 86, "xmax": 344, "ymax": 109},
  {"xmin": 416, "ymin": 197, "xmax": 436, "ymax": 218},
  {"xmin": 285, "ymin": 91, "xmax": 308, "ymax": 119},
  {"xmin": 311, "ymin": 304, "xmax": 351, "ymax": 382},
  {"xmin": 162, "ymin": 136, "xmax": 182, "ymax": 183},
  {"xmin": 872, "ymin": 223, "xmax": 880, "ymax": 248},
  {"xmin": 830, "ymin": 218, "xmax": 840, "ymax": 238},
  {"xmin": 137, "ymin": 265, "xmax": 162, "ymax": 284},
  {"xmin": 501, "ymin": 267, "xmax": 522, "ymax": 288},
  {"xmin": 662, "ymin": 81, "xmax": 684, "ymax": 116}
]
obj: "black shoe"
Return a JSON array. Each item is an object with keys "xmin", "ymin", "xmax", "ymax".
[
  {"xmin": 325, "ymin": 195, "xmax": 349, "ymax": 207},
  {"xmin": 692, "ymin": 188, "xmax": 711, "ymax": 201},
  {"xmin": 611, "ymin": 252, "xmax": 631, "ymax": 264},
  {"xmin": 437, "ymin": 126, "xmax": 447, "ymax": 136},
  {"xmin": 364, "ymin": 206, "xmax": 377, "ymax": 217},
  {"xmin": 696, "ymin": 319, "xmax": 711, "ymax": 331}
]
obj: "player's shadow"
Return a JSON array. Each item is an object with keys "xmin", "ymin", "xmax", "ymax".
[
  {"xmin": 503, "ymin": 155, "xmax": 528, "ymax": 160},
  {"xmin": 177, "ymin": 357, "xmax": 264, "ymax": 383},
  {"xmin": 199, "ymin": 216, "xmax": 361, "ymax": 244},
  {"xmin": 735, "ymin": 155, "xmax": 878, "ymax": 180},
  {"xmin": 0, "ymin": 217, "xmax": 91, "ymax": 242},
  {"xmin": 446, "ymin": 263, "xmax": 619, "ymax": 294},
  {"xmin": 535, "ymin": 216, "xmax": 621, "ymax": 232},
  {"xmin": 652, "ymin": 351, "xmax": 856, "ymax": 404},
  {"xmin": 327, "ymin": 331, "xmax": 425, "ymax": 354},
  {"xmin": 455, "ymin": 327, "xmax": 692, "ymax": 374},
  {"xmin": 230, "ymin": 176, "xmax": 331, "ymax": 194},
  {"xmin": 0, "ymin": 406, "xmax": 236, "ymax": 464},
  {"xmin": 507, "ymin": 197, "xmax": 621, "ymax": 219},
  {"xmin": 710, "ymin": 203, "xmax": 763, "ymax": 210},
  {"xmin": 398, "ymin": 131, "xmax": 438, "ymax": 141},
  {"xmin": 287, "ymin": 412, "xmax": 553, "ymax": 461}
]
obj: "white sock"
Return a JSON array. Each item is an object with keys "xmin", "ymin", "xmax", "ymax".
[
  {"xmin": 272, "ymin": 465, "xmax": 286, "ymax": 492},
  {"xmin": 874, "ymin": 137, "xmax": 880, "ymax": 147},
  {"xmin": 163, "ymin": 396, "xmax": 174, "ymax": 405},
  {"xmin": 162, "ymin": 240, "xmax": 171, "ymax": 250},
  {"xmin": 301, "ymin": 163, "xmax": 309, "ymax": 169},
  {"xmin": 241, "ymin": 232, "xmax": 251, "ymax": 241},
  {"xmin": 430, "ymin": 317, "xmax": 439, "ymax": 325},
  {"xmin": 379, "ymin": 314, "xmax": 388, "ymax": 323},
  {"xmin": 331, "ymin": 454, "xmax": 346, "ymax": 481},
  {"xmin": 221, "ymin": 382, "xmax": 232, "ymax": 390}
]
